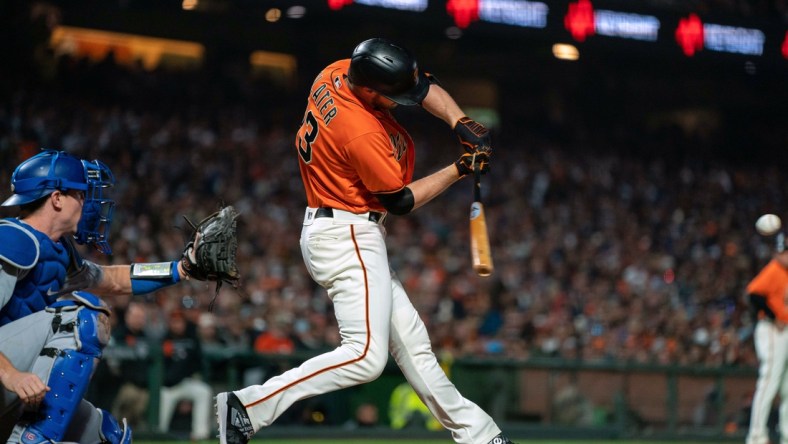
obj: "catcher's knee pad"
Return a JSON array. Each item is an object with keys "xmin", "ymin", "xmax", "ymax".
[
  {"xmin": 98, "ymin": 408, "xmax": 132, "ymax": 444},
  {"xmin": 48, "ymin": 291, "xmax": 111, "ymax": 357},
  {"xmin": 18, "ymin": 349, "xmax": 96, "ymax": 442}
]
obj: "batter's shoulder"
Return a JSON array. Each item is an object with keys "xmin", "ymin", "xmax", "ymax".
[{"xmin": 0, "ymin": 219, "xmax": 40, "ymax": 269}]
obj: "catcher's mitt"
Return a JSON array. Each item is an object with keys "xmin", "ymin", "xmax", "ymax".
[{"xmin": 181, "ymin": 206, "xmax": 240, "ymax": 287}]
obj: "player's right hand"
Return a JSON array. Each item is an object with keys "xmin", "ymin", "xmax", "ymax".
[
  {"xmin": 455, "ymin": 151, "xmax": 490, "ymax": 177},
  {"xmin": 1, "ymin": 369, "xmax": 50, "ymax": 406}
]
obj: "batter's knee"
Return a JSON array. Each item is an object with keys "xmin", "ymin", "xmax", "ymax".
[{"xmin": 353, "ymin": 344, "xmax": 389, "ymax": 383}]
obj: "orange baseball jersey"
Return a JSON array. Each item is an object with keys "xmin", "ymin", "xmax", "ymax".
[
  {"xmin": 295, "ymin": 59, "xmax": 415, "ymax": 214},
  {"xmin": 747, "ymin": 259, "xmax": 788, "ymax": 322}
]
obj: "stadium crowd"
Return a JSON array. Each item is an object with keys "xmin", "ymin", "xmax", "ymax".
[{"xmin": 2, "ymin": 45, "xmax": 786, "ymax": 433}]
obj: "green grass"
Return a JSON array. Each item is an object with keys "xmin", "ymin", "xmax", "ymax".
[
  {"xmin": 245, "ymin": 442, "xmax": 714, "ymax": 444},
  {"xmin": 136, "ymin": 441, "xmax": 724, "ymax": 444}
]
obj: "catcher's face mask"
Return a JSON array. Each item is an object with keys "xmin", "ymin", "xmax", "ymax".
[{"xmin": 75, "ymin": 159, "xmax": 115, "ymax": 254}]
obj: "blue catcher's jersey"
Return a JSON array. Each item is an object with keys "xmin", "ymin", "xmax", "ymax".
[{"xmin": 0, "ymin": 218, "xmax": 73, "ymax": 326}]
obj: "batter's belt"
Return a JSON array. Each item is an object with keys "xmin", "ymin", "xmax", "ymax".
[{"xmin": 314, "ymin": 207, "xmax": 385, "ymax": 223}]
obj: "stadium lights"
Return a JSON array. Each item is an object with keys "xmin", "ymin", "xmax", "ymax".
[
  {"xmin": 783, "ymin": 31, "xmax": 788, "ymax": 58},
  {"xmin": 704, "ymin": 23, "xmax": 765, "ymax": 56},
  {"xmin": 50, "ymin": 26, "xmax": 205, "ymax": 70},
  {"xmin": 676, "ymin": 13, "xmax": 766, "ymax": 57},
  {"xmin": 287, "ymin": 5, "xmax": 307, "ymax": 18},
  {"xmin": 594, "ymin": 10, "xmax": 660, "ymax": 41},
  {"xmin": 565, "ymin": 0, "xmax": 660, "ymax": 42},
  {"xmin": 479, "ymin": 0, "xmax": 549, "ymax": 28},
  {"xmin": 265, "ymin": 8, "xmax": 282, "ymax": 22},
  {"xmin": 445, "ymin": 26, "xmax": 463, "ymax": 39},
  {"xmin": 328, "ymin": 0, "xmax": 426, "ymax": 11},
  {"xmin": 552, "ymin": 43, "xmax": 579, "ymax": 60},
  {"xmin": 355, "ymin": 0, "xmax": 428, "ymax": 11},
  {"xmin": 446, "ymin": 0, "xmax": 548, "ymax": 29}
]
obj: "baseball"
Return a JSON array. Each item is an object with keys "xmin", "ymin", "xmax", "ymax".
[{"xmin": 756, "ymin": 214, "xmax": 782, "ymax": 236}]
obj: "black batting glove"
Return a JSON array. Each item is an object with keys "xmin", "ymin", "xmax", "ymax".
[
  {"xmin": 453, "ymin": 117, "xmax": 491, "ymax": 154},
  {"xmin": 455, "ymin": 151, "xmax": 490, "ymax": 177}
]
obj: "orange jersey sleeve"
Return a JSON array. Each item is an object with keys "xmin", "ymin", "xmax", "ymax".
[
  {"xmin": 295, "ymin": 59, "xmax": 415, "ymax": 214},
  {"xmin": 747, "ymin": 259, "xmax": 788, "ymax": 322}
]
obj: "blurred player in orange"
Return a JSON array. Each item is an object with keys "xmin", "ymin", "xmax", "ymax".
[
  {"xmin": 216, "ymin": 38, "xmax": 514, "ymax": 444},
  {"xmin": 746, "ymin": 248, "xmax": 788, "ymax": 444}
]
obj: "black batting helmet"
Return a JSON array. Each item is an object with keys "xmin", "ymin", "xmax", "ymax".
[{"xmin": 348, "ymin": 38, "xmax": 430, "ymax": 106}]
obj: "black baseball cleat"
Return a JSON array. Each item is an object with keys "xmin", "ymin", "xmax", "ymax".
[
  {"xmin": 216, "ymin": 392, "xmax": 255, "ymax": 444},
  {"xmin": 487, "ymin": 433, "xmax": 517, "ymax": 444}
]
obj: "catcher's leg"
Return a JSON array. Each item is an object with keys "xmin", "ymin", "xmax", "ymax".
[
  {"xmin": 0, "ymin": 311, "xmax": 54, "ymax": 442},
  {"xmin": 0, "ymin": 311, "xmax": 53, "ymax": 417},
  {"xmin": 96, "ymin": 408, "xmax": 132, "ymax": 444},
  {"xmin": 58, "ymin": 401, "xmax": 131, "ymax": 444},
  {"xmin": 7, "ymin": 292, "xmax": 115, "ymax": 444}
]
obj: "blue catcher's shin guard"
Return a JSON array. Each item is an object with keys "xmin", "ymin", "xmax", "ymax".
[
  {"xmin": 97, "ymin": 408, "xmax": 132, "ymax": 444},
  {"xmin": 19, "ymin": 349, "xmax": 96, "ymax": 442}
]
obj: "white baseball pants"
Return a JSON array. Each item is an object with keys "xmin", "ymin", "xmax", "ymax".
[
  {"xmin": 232, "ymin": 208, "xmax": 501, "ymax": 444},
  {"xmin": 159, "ymin": 377, "xmax": 213, "ymax": 440},
  {"xmin": 747, "ymin": 319, "xmax": 788, "ymax": 444}
]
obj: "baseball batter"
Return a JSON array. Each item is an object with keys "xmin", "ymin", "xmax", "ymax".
[
  {"xmin": 746, "ymin": 249, "xmax": 788, "ymax": 444},
  {"xmin": 0, "ymin": 150, "xmax": 206, "ymax": 443},
  {"xmin": 216, "ymin": 38, "xmax": 513, "ymax": 444}
]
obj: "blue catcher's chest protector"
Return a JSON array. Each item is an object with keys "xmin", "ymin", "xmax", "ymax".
[{"xmin": 0, "ymin": 218, "xmax": 70, "ymax": 326}]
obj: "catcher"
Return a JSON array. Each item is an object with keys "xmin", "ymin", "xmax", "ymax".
[{"xmin": 0, "ymin": 150, "xmax": 238, "ymax": 443}]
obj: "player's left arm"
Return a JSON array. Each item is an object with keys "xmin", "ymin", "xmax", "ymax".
[
  {"xmin": 70, "ymin": 208, "xmax": 238, "ymax": 297},
  {"xmin": 82, "ymin": 262, "xmax": 187, "ymax": 297},
  {"xmin": 63, "ymin": 232, "xmax": 186, "ymax": 297},
  {"xmin": 421, "ymin": 83, "xmax": 491, "ymax": 154},
  {"xmin": 420, "ymin": 83, "xmax": 465, "ymax": 127}
]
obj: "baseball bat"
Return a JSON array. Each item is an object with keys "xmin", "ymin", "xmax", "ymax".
[{"xmin": 470, "ymin": 163, "xmax": 494, "ymax": 276}]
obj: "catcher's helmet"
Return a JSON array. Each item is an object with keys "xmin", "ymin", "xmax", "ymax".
[
  {"xmin": 2, "ymin": 150, "xmax": 116, "ymax": 254},
  {"xmin": 2, "ymin": 150, "xmax": 88, "ymax": 207},
  {"xmin": 348, "ymin": 38, "xmax": 430, "ymax": 106}
]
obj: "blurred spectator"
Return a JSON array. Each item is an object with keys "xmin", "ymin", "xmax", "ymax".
[
  {"xmin": 158, "ymin": 309, "xmax": 213, "ymax": 440},
  {"xmin": 219, "ymin": 314, "xmax": 254, "ymax": 352},
  {"xmin": 244, "ymin": 314, "xmax": 297, "ymax": 388},
  {"xmin": 196, "ymin": 312, "xmax": 222, "ymax": 352},
  {"xmin": 343, "ymin": 403, "xmax": 381, "ymax": 430},
  {"xmin": 693, "ymin": 385, "xmax": 723, "ymax": 427},
  {"xmin": 253, "ymin": 314, "xmax": 296, "ymax": 354},
  {"xmin": 110, "ymin": 302, "xmax": 152, "ymax": 431},
  {"xmin": 389, "ymin": 383, "xmax": 442, "ymax": 431},
  {"xmin": 552, "ymin": 384, "xmax": 595, "ymax": 426}
]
